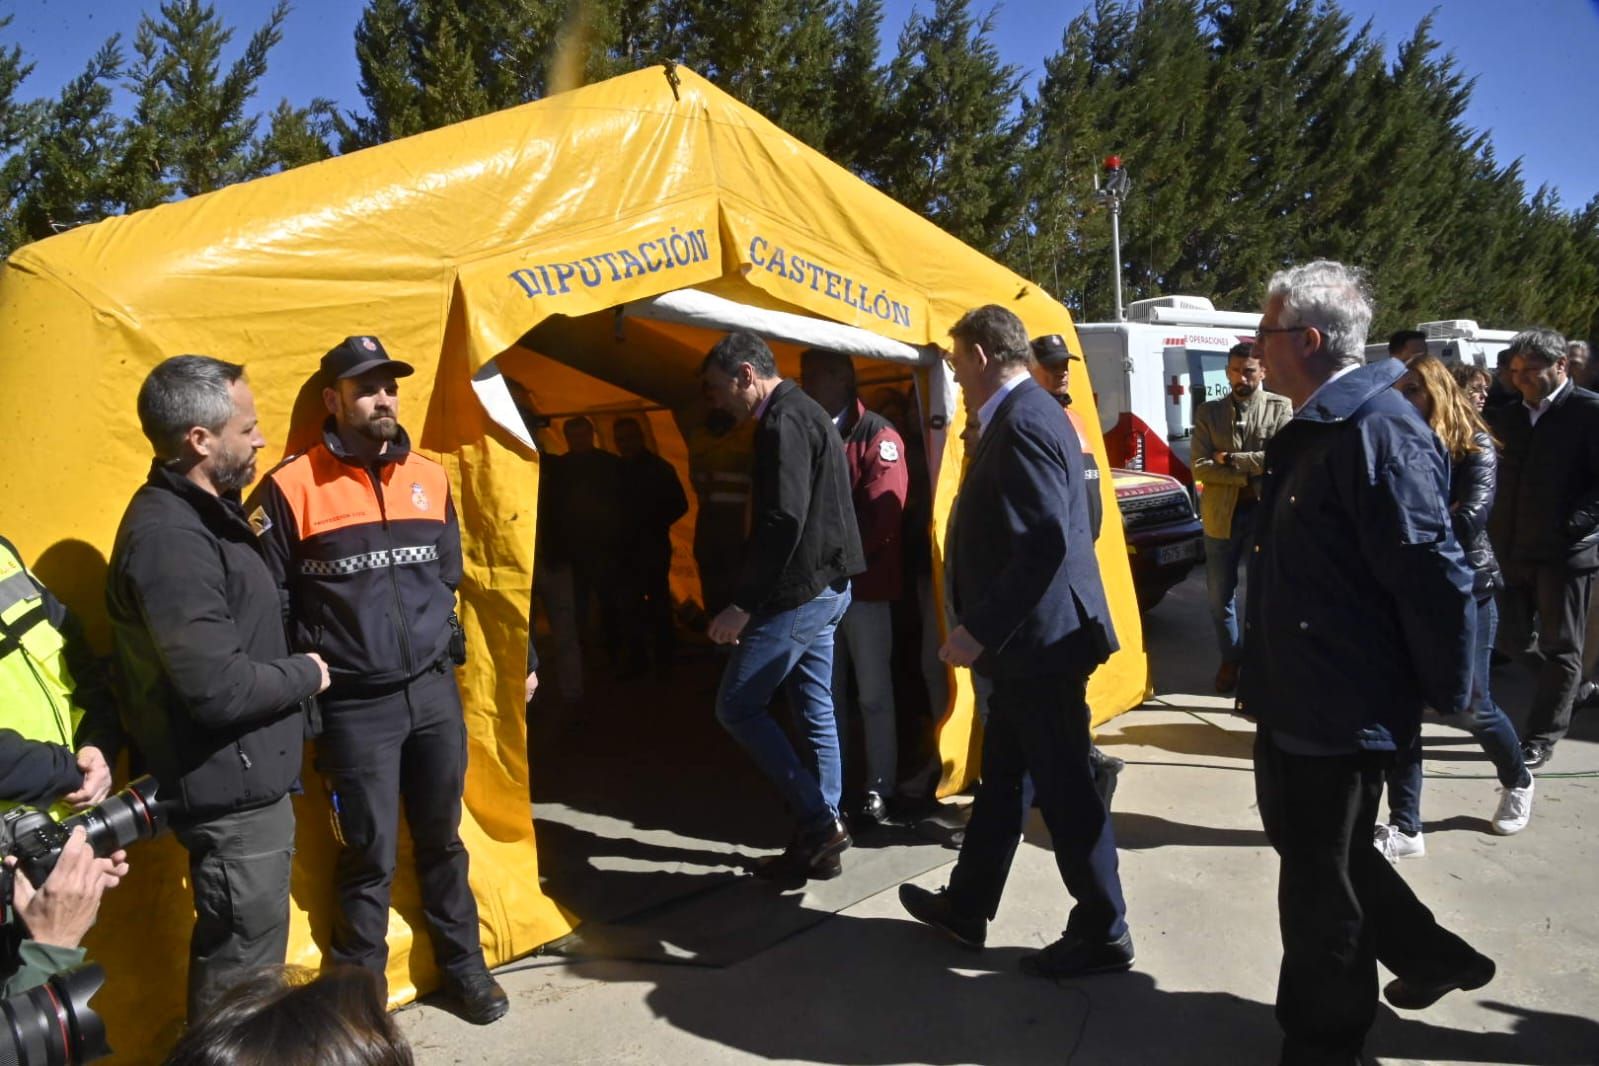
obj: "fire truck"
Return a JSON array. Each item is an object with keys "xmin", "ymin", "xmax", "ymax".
[{"xmin": 1077, "ymin": 295, "xmax": 1261, "ymax": 485}]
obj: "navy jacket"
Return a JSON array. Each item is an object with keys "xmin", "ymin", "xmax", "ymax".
[
  {"xmin": 1238, "ymin": 361, "xmax": 1474, "ymax": 751},
  {"xmin": 951, "ymin": 377, "xmax": 1117, "ymax": 679},
  {"xmin": 734, "ymin": 381, "xmax": 865, "ymax": 612}
]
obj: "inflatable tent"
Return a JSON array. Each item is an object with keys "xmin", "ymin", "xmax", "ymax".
[{"xmin": 0, "ymin": 65, "xmax": 1147, "ymax": 1058}]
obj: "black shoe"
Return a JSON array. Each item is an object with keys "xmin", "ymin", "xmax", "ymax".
[
  {"xmin": 898, "ymin": 884, "xmax": 986, "ymax": 948},
  {"xmin": 1521, "ymin": 740, "xmax": 1552, "ymax": 770},
  {"xmin": 445, "ymin": 970, "xmax": 509, "ymax": 1025},
  {"xmin": 1019, "ymin": 930, "xmax": 1135, "ymax": 978},
  {"xmin": 851, "ymin": 792, "xmax": 889, "ymax": 832},
  {"xmin": 1383, "ymin": 952, "xmax": 1495, "ymax": 1010},
  {"xmin": 754, "ymin": 817, "xmax": 851, "ymax": 881},
  {"xmin": 1214, "ymin": 661, "xmax": 1239, "ymax": 695}
]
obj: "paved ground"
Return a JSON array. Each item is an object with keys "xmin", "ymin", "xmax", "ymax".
[{"xmin": 398, "ymin": 570, "xmax": 1599, "ymax": 1065}]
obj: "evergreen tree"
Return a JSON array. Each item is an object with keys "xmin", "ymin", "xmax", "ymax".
[
  {"xmin": 126, "ymin": 0, "xmax": 298, "ymax": 198},
  {"xmin": 876, "ymin": 0, "xmax": 1024, "ymax": 251},
  {"xmin": 824, "ymin": 0, "xmax": 888, "ymax": 177},
  {"xmin": 6, "ymin": 40, "xmax": 125, "ymax": 249}
]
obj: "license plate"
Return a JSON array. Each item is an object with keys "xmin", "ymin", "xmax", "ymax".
[{"xmin": 1153, "ymin": 540, "xmax": 1200, "ymax": 566}]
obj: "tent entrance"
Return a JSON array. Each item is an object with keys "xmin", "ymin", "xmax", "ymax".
[{"xmin": 492, "ymin": 293, "xmax": 961, "ymax": 950}]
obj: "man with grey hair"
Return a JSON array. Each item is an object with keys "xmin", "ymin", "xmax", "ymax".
[
  {"xmin": 1566, "ymin": 339, "xmax": 1590, "ymax": 389},
  {"xmin": 1486, "ymin": 327, "xmax": 1599, "ymax": 769},
  {"xmin": 899, "ymin": 304, "xmax": 1126, "ymax": 980},
  {"xmin": 1243, "ymin": 261, "xmax": 1492, "ymax": 1064},
  {"xmin": 107, "ymin": 355, "xmax": 329, "ymax": 1020}
]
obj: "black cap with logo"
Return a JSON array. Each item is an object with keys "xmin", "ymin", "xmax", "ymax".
[
  {"xmin": 320, "ymin": 335, "xmax": 415, "ymax": 383},
  {"xmin": 1030, "ymin": 334, "xmax": 1082, "ymax": 368}
]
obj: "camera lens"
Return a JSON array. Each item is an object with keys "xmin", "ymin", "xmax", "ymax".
[
  {"xmin": 0, "ymin": 964, "xmax": 110, "ymax": 1065},
  {"xmin": 58, "ymin": 777, "xmax": 167, "ymax": 864}
]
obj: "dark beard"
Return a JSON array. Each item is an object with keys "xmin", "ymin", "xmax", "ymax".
[
  {"xmin": 358, "ymin": 417, "xmax": 399, "ymax": 444},
  {"xmin": 213, "ymin": 454, "xmax": 257, "ymax": 494}
]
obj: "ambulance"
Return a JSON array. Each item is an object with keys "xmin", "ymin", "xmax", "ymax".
[
  {"xmin": 1077, "ymin": 295, "xmax": 1261, "ymax": 485},
  {"xmin": 1363, "ymin": 319, "xmax": 1518, "ymax": 368}
]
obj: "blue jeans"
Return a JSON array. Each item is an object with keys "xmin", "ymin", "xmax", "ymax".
[
  {"xmin": 1204, "ymin": 506, "xmax": 1255, "ymax": 664},
  {"xmin": 715, "ymin": 582, "xmax": 850, "ymax": 832},
  {"xmin": 1386, "ymin": 596, "xmax": 1529, "ymax": 834}
]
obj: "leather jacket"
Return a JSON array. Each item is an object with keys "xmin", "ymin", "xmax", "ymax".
[{"xmin": 1451, "ymin": 432, "xmax": 1502, "ymax": 598}]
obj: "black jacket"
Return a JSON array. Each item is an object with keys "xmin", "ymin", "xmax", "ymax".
[
  {"xmin": 1486, "ymin": 383, "xmax": 1599, "ymax": 572},
  {"xmin": 733, "ymin": 381, "xmax": 865, "ymax": 612},
  {"xmin": 107, "ymin": 463, "xmax": 322, "ymax": 822},
  {"xmin": 1239, "ymin": 362, "xmax": 1474, "ymax": 751},
  {"xmin": 0, "ymin": 729, "xmax": 81, "ymax": 806},
  {"xmin": 1451, "ymin": 432, "xmax": 1501, "ymax": 598},
  {"xmin": 254, "ymin": 423, "xmax": 461, "ymax": 691},
  {"xmin": 952, "ymin": 378, "xmax": 1117, "ymax": 679}
]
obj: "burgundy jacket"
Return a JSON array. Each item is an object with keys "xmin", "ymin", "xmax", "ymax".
[{"xmin": 839, "ymin": 399, "xmax": 910, "ymax": 601}]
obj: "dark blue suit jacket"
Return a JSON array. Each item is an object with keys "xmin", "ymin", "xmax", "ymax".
[{"xmin": 952, "ymin": 377, "xmax": 1118, "ymax": 679}]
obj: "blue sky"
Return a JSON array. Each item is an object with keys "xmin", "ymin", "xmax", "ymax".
[{"xmin": 6, "ymin": 0, "xmax": 1598, "ymax": 208}]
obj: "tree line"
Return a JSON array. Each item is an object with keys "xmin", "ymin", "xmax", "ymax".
[{"xmin": 2, "ymin": 0, "xmax": 1595, "ymax": 342}]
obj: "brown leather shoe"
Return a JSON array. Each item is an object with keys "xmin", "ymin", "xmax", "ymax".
[{"xmin": 1214, "ymin": 661, "xmax": 1240, "ymax": 695}]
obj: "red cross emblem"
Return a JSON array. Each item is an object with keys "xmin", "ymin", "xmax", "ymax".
[{"xmin": 1167, "ymin": 376, "xmax": 1187, "ymax": 403}]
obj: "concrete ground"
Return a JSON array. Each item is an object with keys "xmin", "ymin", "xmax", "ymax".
[{"xmin": 398, "ymin": 570, "xmax": 1599, "ymax": 1065}]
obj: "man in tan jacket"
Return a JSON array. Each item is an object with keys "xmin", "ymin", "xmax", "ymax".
[{"xmin": 1191, "ymin": 342, "xmax": 1291, "ymax": 694}]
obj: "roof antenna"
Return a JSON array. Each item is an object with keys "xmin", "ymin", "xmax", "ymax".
[{"xmin": 662, "ymin": 60, "xmax": 681, "ymax": 101}]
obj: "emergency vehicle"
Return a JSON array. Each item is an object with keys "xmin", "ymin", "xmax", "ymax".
[
  {"xmin": 1077, "ymin": 295, "xmax": 1260, "ymax": 485},
  {"xmin": 1364, "ymin": 319, "xmax": 1518, "ymax": 368}
]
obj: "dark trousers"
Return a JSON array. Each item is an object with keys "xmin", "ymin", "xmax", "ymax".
[
  {"xmin": 317, "ymin": 664, "xmax": 484, "ymax": 982},
  {"xmin": 1498, "ymin": 564, "xmax": 1595, "ymax": 745},
  {"xmin": 948, "ymin": 673, "xmax": 1126, "ymax": 940},
  {"xmin": 1254, "ymin": 729, "xmax": 1480, "ymax": 1059},
  {"xmin": 622, "ymin": 544, "xmax": 676, "ymax": 672},
  {"xmin": 172, "ymin": 794, "xmax": 295, "ymax": 1020}
]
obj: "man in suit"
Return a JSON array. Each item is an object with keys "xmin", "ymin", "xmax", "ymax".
[
  {"xmin": 699, "ymin": 332, "xmax": 866, "ymax": 881},
  {"xmin": 898, "ymin": 304, "xmax": 1129, "ymax": 979},
  {"xmin": 1486, "ymin": 327, "xmax": 1599, "ymax": 769}
]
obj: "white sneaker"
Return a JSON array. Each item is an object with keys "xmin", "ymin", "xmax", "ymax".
[
  {"xmin": 1374, "ymin": 823, "xmax": 1426, "ymax": 860},
  {"xmin": 1491, "ymin": 777, "xmax": 1535, "ymax": 835}
]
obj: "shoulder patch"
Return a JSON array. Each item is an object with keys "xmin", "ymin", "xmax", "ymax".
[
  {"xmin": 878, "ymin": 439, "xmax": 900, "ymax": 463},
  {"xmin": 248, "ymin": 505, "xmax": 273, "ymax": 536}
]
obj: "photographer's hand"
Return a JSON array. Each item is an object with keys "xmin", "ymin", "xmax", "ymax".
[
  {"xmin": 9, "ymin": 829, "xmax": 128, "ymax": 951},
  {"xmin": 63, "ymin": 746, "xmax": 113, "ymax": 808}
]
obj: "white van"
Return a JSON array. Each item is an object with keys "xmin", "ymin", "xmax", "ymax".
[
  {"xmin": 1077, "ymin": 296, "xmax": 1260, "ymax": 485},
  {"xmin": 1364, "ymin": 319, "xmax": 1518, "ymax": 369}
]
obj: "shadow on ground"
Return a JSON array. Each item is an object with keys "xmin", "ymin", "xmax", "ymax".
[{"xmin": 558, "ymin": 911, "xmax": 1596, "ymax": 1065}]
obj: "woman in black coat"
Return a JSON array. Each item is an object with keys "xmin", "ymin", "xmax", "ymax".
[{"xmin": 1377, "ymin": 355, "xmax": 1535, "ymax": 860}]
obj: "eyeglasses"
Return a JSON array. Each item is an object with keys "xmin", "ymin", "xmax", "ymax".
[{"xmin": 1254, "ymin": 325, "xmax": 1310, "ymax": 336}]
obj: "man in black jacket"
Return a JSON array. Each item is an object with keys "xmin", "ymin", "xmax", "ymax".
[
  {"xmin": 700, "ymin": 332, "xmax": 865, "ymax": 881},
  {"xmin": 253, "ymin": 336, "xmax": 514, "ymax": 1024},
  {"xmin": 1486, "ymin": 327, "xmax": 1599, "ymax": 769},
  {"xmin": 898, "ymin": 305, "xmax": 1127, "ymax": 980},
  {"xmin": 107, "ymin": 356, "xmax": 329, "ymax": 1020}
]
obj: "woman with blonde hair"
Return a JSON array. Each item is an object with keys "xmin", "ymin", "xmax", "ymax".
[{"xmin": 1377, "ymin": 355, "xmax": 1534, "ymax": 860}]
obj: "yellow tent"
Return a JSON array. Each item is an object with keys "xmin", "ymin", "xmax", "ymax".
[{"xmin": 0, "ymin": 65, "xmax": 1146, "ymax": 1058}]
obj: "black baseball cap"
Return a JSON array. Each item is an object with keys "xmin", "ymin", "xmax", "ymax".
[
  {"xmin": 320, "ymin": 335, "xmax": 415, "ymax": 382},
  {"xmin": 1030, "ymin": 334, "xmax": 1081, "ymax": 367}
]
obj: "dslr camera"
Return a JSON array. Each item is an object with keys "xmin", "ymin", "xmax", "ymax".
[
  {"xmin": 0, "ymin": 776, "xmax": 170, "ymax": 895},
  {"xmin": 0, "ymin": 777, "xmax": 172, "ymax": 1065}
]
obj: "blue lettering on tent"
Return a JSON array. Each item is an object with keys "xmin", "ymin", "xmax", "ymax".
[
  {"xmin": 505, "ymin": 227, "xmax": 712, "ymax": 299},
  {"xmin": 743, "ymin": 234, "xmax": 914, "ymax": 330}
]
